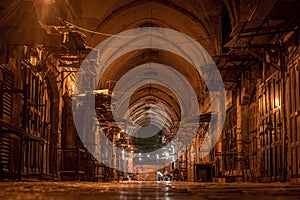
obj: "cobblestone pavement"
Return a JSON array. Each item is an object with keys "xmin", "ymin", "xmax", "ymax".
[{"xmin": 0, "ymin": 181, "xmax": 299, "ymax": 200}]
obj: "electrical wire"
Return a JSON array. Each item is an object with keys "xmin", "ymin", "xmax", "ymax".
[{"xmin": 62, "ymin": 19, "xmax": 135, "ymax": 39}]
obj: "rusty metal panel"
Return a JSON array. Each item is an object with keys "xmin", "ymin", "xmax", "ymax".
[{"xmin": 2, "ymin": 70, "xmax": 13, "ymax": 122}]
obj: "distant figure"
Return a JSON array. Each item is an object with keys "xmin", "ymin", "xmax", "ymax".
[
  {"xmin": 156, "ymin": 171, "xmax": 163, "ymax": 181},
  {"xmin": 163, "ymin": 170, "xmax": 170, "ymax": 181}
]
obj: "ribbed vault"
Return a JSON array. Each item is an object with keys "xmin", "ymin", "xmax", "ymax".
[{"xmin": 0, "ymin": 0, "xmax": 222, "ymax": 154}]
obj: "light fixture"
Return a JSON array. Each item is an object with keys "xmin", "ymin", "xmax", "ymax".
[
  {"xmin": 63, "ymin": 32, "xmax": 69, "ymax": 43},
  {"xmin": 73, "ymin": 93, "xmax": 87, "ymax": 97},
  {"xmin": 94, "ymin": 89, "xmax": 109, "ymax": 95}
]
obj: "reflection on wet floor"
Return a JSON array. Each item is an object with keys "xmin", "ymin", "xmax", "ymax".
[{"xmin": 1, "ymin": 181, "xmax": 300, "ymax": 200}]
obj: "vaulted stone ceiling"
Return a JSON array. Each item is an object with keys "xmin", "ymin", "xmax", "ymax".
[
  {"xmin": 1, "ymin": 0, "xmax": 300, "ymax": 58},
  {"xmin": 1, "ymin": 0, "xmax": 299, "ymax": 152},
  {"xmin": 0, "ymin": 0, "xmax": 223, "ymax": 56},
  {"xmin": 54, "ymin": 0, "xmax": 222, "ymax": 54},
  {"xmin": 0, "ymin": 0, "xmax": 222, "ymax": 101},
  {"xmin": 0, "ymin": 1, "xmax": 222, "ymax": 114},
  {"xmin": 45, "ymin": 0, "xmax": 222, "ymax": 149}
]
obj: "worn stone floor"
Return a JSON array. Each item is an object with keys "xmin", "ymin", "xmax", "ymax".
[{"xmin": 0, "ymin": 181, "xmax": 299, "ymax": 200}]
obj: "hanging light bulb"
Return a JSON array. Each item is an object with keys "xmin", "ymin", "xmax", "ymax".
[{"xmin": 63, "ymin": 32, "xmax": 69, "ymax": 43}]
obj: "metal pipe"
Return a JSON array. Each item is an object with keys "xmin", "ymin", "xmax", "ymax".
[{"xmin": 280, "ymin": 43, "xmax": 288, "ymax": 182}]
